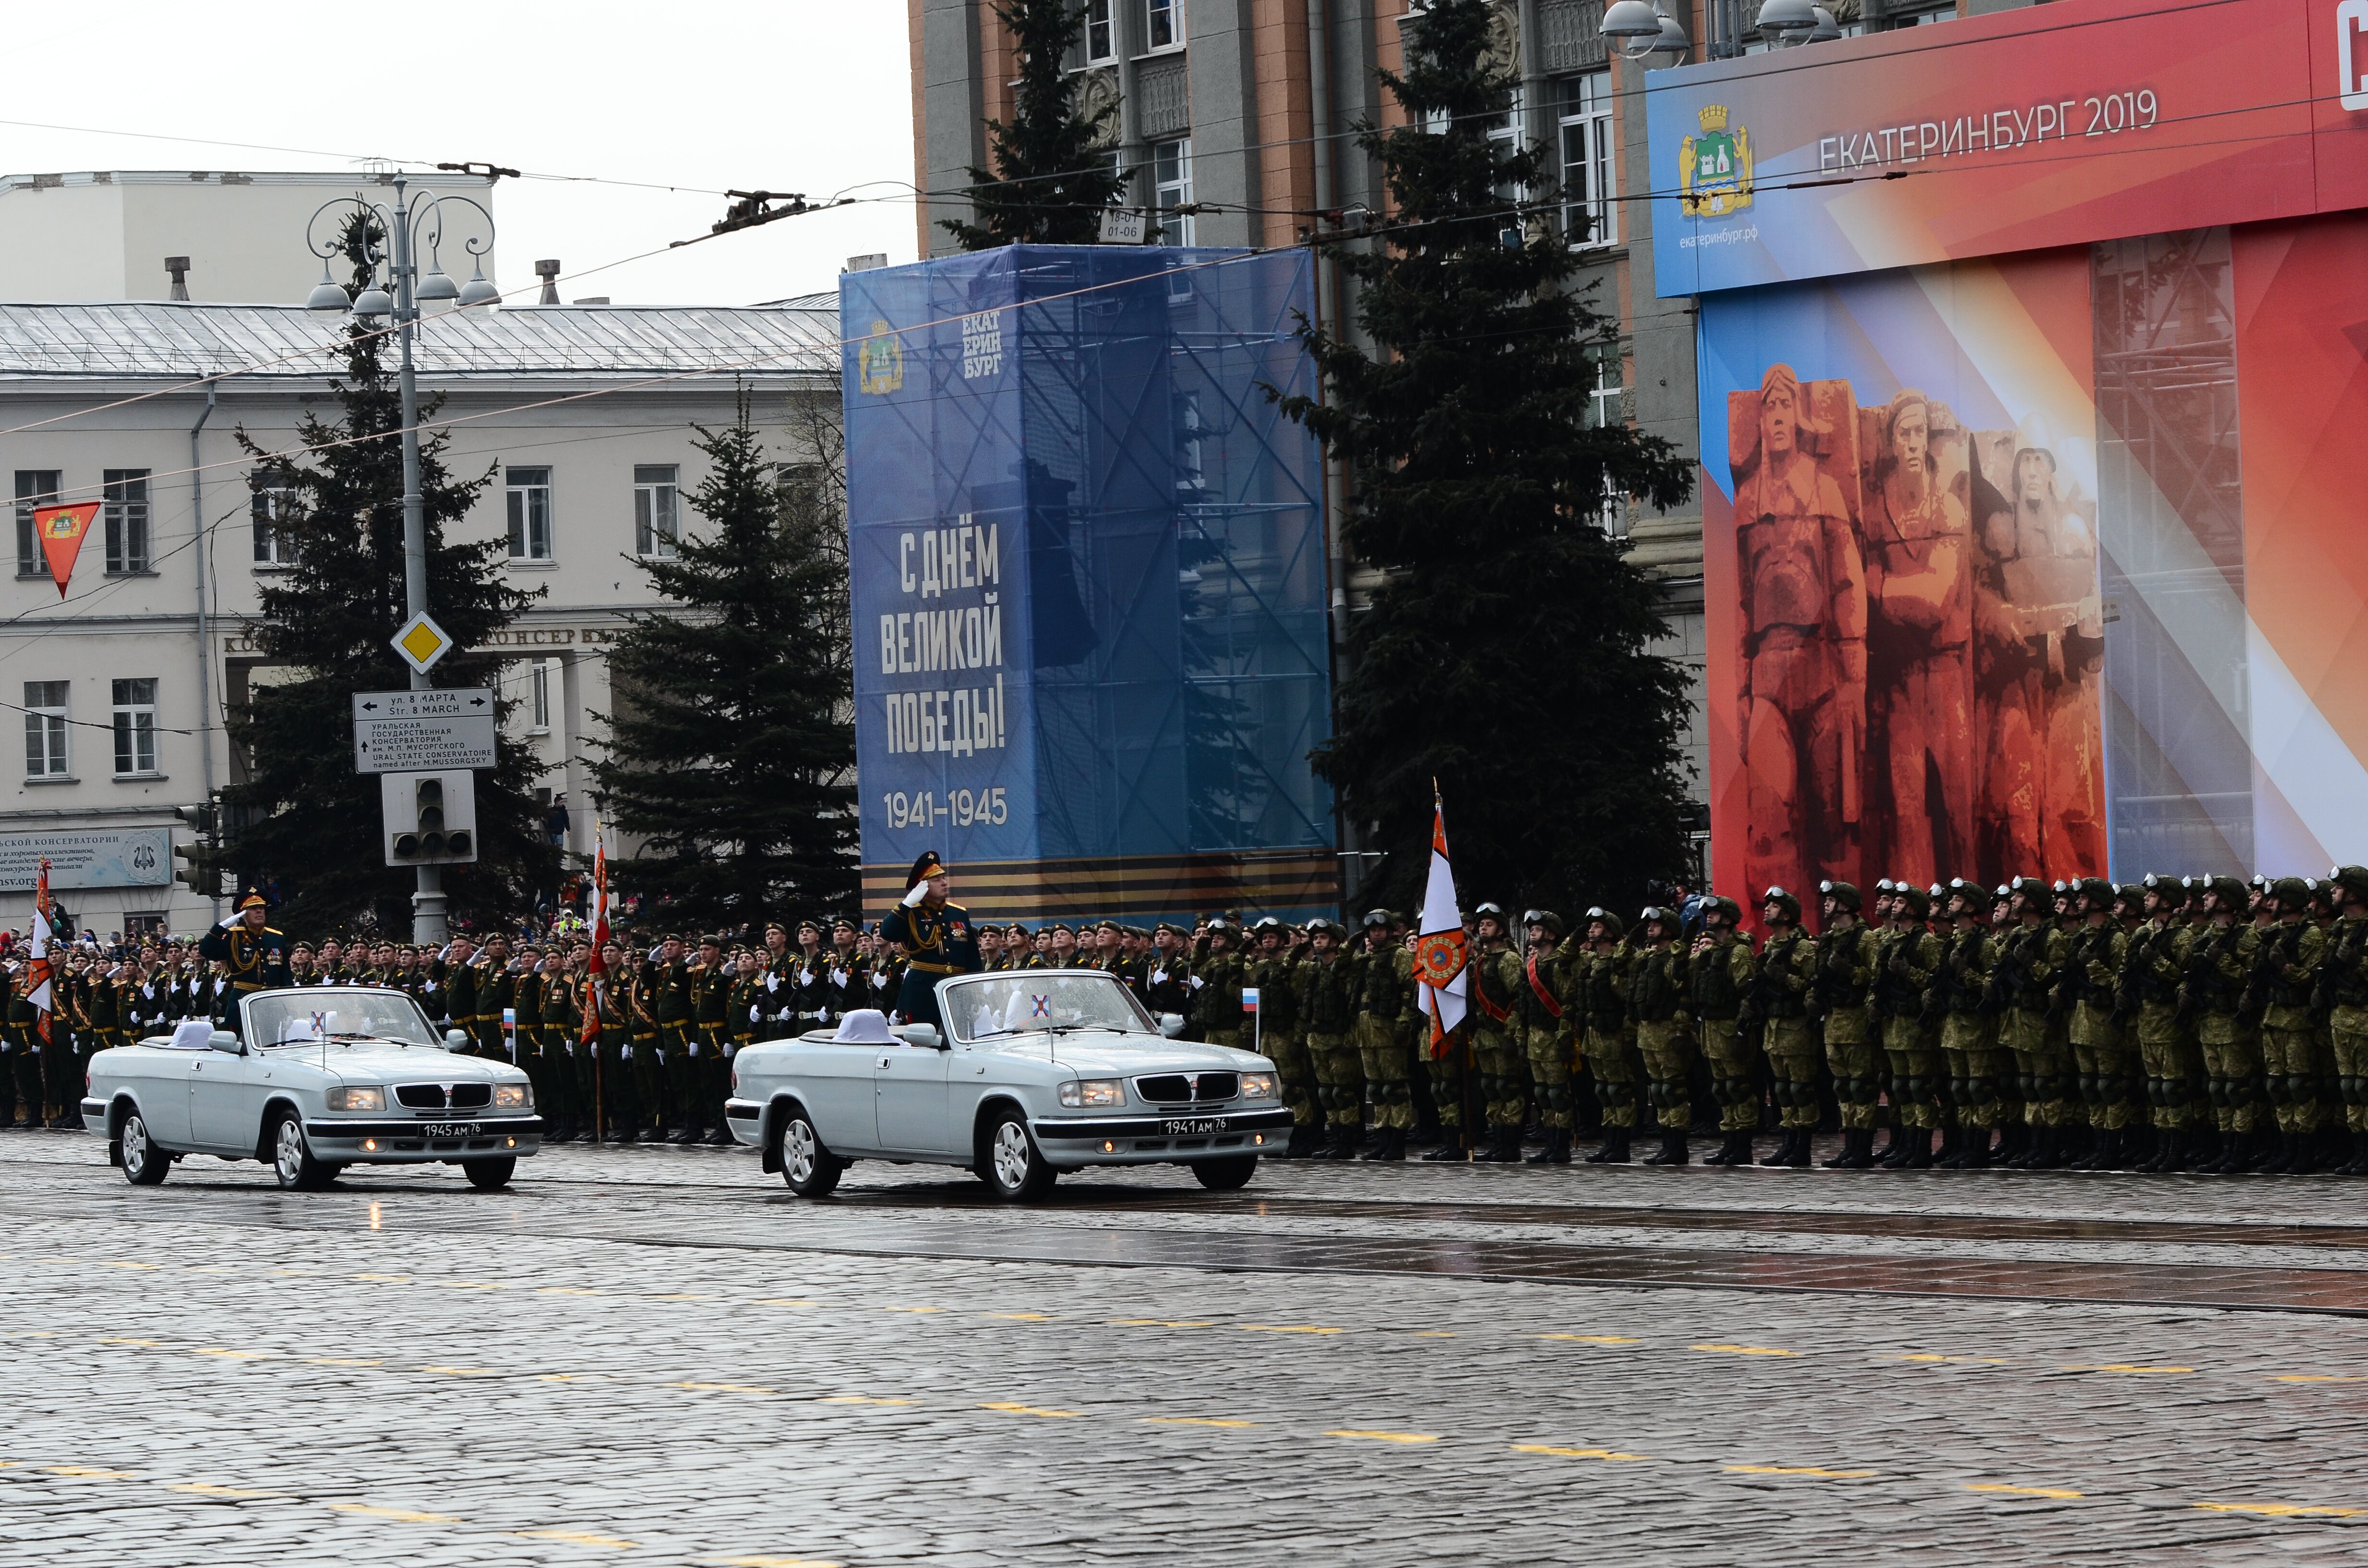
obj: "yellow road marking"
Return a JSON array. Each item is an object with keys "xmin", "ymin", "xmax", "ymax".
[
  {"xmin": 979, "ymin": 1401, "xmax": 1082, "ymax": 1418},
  {"xmin": 353, "ymin": 1274, "xmax": 410, "ymax": 1283},
  {"xmin": 987, "ymin": 1312, "xmax": 1056, "ymax": 1321},
  {"xmin": 1324, "ymin": 1430, "xmax": 1439, "ymax": 1444},
  {"xmin": 2272, "ymin": 1375, "xmax": 2366, "ymax": 1384},
  {"xmin": 649, "ymin": 1293, "xmax": 712, "ymax": 1301},
  {"xmin": 1543, "ymin": 1335, "xmax": 1642, "ymax": 1345},
  {"xmin": 1141, "ymin": 1417, "xmax": 1261, "ymax": 1428},
  {"xmin": 420, "ymin": 1366, "xmax": 497, "ymax": 1377},
  {"xmin": 196, "ymin": 1349, "xmax": 274, "ymax": 1360},
  {"xmin": 306, "ymin": 1358, "xmax": 382, "ymax": 1367},
  {"xmin": 538, "ymin": 1287, "xmax": 604, "ymax": 1297},
  {"xmin": 1245, "ymin": 1324, "xmax": 1342, "ymax": 1335},
  {"xmin": 512, "ymin": 1529, "xmax": 639, "ymax": 1548},
  {"xmin": 2061, "ymin": 1364, "xmax": 2193, "ymax": 1375},
  {"xmin": 1888, "ymin": 1354, "xmax": 2008, "ymax": 1365},
  {"xmin": 815, "ymin": 1396, "xmax": 911, "ymax": 1406},
  {"xmin": 329, "ymin": 1503, "xmax": 463, "ymax": 1523},
  {"xmin": 97, "ymin": 1337, "xmax": 162, "ymax": 1347},
  {"xmin": 2195, "ymin": 1502, "xmax": 2367, "ymax": 1519},
  {"xmin": 1967, "ymin": 1483, "xmax": 2084, "ymax": 1499},
  {"xmin": 435, "ymin": 1281, "xmax": 508, "ymax": 1291},
  {"xmin": 1512, "ymin": 1444, "xmax": 1653, "ymax": 1461},
  {"xmin": 47, "ymin": 1466, "xmax": 136, "ymax": 1479},
  {"xmin": 1413, "ymin": 1331, "xmax": 1457, "ymax": 1338},
  {"xmin": 168, "ymin": 1482, "xmax": 280, "ymax": 1498},
  {"xmin": 676, "ymin": 1382, "xmax": 776, "ymax": 1395},
  {"xmin": 1693, "ymin": 1345, "xmax": 1799, "ymax": 1358},
  {"xmin": 1109, "ymin": 1319, "xmax": 1211, "ymax": 1328},
  {"xmin": 100, "ymin": 1261, "xmax": 159, "ymax": 1270},
  {"xmin": 1726, "ymin": 1465, "xmax": 1875, "ymax": 1479},
  {"xmin": 882, "ymin": 1306, "xmax": 942, "ymax": 1314}
]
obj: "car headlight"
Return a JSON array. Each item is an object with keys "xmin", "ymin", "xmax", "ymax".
[
  {"xmin": 1238, "ymin": 1072, "xmax": 1278, "ymax": 1102},
  {"xmin": 325, "ymin": 1085, "xmax": 384, "ymax": 1112},
  {"xmin": 1058, "ymin": 1078, "xmax": 1125, "ymax": 1108},
  {"xmin": 493, "ymin": 1083, "xmax": 533, "ymax": 1110}
]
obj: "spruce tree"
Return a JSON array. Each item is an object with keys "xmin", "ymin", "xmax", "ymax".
[
  {"xmin": 586, "ymin": 395, "xmax": 857, "ymax": 926},
  {"xmin": 225, "ymin": 219, "xmax": 555, "ymax": 933},
  {"xmin": 1277, "ymin": 0, "xmax": 1696, "ymax": 916},
  {"xmin": 942, "ymin": 0, "xmax": 1126, "ymax": 248}
]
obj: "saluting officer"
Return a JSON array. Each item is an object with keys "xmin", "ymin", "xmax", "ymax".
[
  {"xmin": 196, "ymin": 891, "xmax": 294, "ymax": 1032},
  {"xmin": 878, "ymin": 852, "xmax": 980, "ymax": 1029}
]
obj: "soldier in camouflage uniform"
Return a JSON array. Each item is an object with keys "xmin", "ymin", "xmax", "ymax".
[
  {"xmin": 1191, "ymin": 921, "xmax": 1248, "ymax": 1052},
  {"xmin": 1749, "ymin": 888, "xmax": 1819, "ymax": 1167},
  {"xmin": 1574, "ymin": 907, "xmax": 1641, "ymax": 1164},
  {"xmin": 2059, "ymin": 878, "xmax": 2135, "ymax": 1169},
  {"xmin": 1687, "ymin": 896, "xmax": 1759, "ymax": 1166},
  {"xmin": 1353, "ymin": 911, "xmax": 1416, "ymax": 1162},
  {"xmin": 2121, "ymin": 875, "xmax": 2194, "ymax": 1172},
  {"xmin": 1462, "ymin": 905, "xmax": 1524, "ymax": 1163},
  {"xmin": 1813, "ymin": 881, "xmax": 1881, "ymax": 1167},
  {"xmin": 1249, "ymin": 919, "xmax": 1317, "ymax": 1159},
  {"xmin": 1628, "ymin": 905, "xmax": 1693, "ymax": 1165},
  {"xmin": 2251, "ymin": 875, "xmax": 2324, "ymax": 1173},
  {"xmin": 2322, "ymin": 866, "xmax": 2368, "ymax": 1174},
  {"xmin": 2176, "ymin": 876, "xmax": 2254, "ymax": 1172},
  {"xmin": 1872, "ymin": 882, "xmax": 1942, "ymax": 1168},
  {"xmin": 1991, "ymin": 877, "xmax": 2069, "ymax": 1168},
  {"xmin": 1506, "ymin": 911, "xmax": 1573, "ymax": 1164},
  {"xmin": 1298, "ymin": 919, "xmax": 1364, "ymax": 1160},
  {"xmin": 1934, "ymin": 879, "xmax": 1999, "ymax": 1168}
]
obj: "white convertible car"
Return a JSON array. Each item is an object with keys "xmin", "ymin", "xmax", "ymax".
[
  {"xmin": 725, "ymin": 968, "xmax": 1292, "ymax": 1200},
  {"xmin": 82, "ymin": 986, "xmax": 540, "ymax": 1191}
]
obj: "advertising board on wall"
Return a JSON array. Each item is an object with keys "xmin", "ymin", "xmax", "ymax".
[{"xmin": 1658, "ymin": 0, "xmax": 2368, "ymax": 896}]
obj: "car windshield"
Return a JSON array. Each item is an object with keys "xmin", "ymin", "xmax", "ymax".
[
  {"xmin": 944, "ymin": 971, "xmax": 1158, "ymax": 1043},
  {"xmin": 247, "ymin": 990, "xmax": 439, "ymax": 1047}
]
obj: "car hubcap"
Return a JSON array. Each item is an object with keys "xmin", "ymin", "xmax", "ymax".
[
  {"xmin": 993, "ymin": 1122, "xmax": 1031, "ymax": 1188},
  {"xmin": 276, "ymin": 1120, "xmax": 305, "ymax": 1183},
  {"xmin": 123, "ymin": 1116, "xmax": 147, "ymax": 1176},
  {"xmin": 784, "ymin": 1121, "xmax": 816, "ymax": 1182}
]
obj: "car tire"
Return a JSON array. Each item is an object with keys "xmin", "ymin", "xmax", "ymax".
[
  {"xmin": 979, "ymin": 1107, "xmax": 1057, "ymax": 1202},
  {"xmin": 270, "ymin": 1110, "xmax": 333, "ymax": 1191},
  {"xmin": 119, "ymin": 1109, "xmax": 169, "ymax": 1186},
  {"xmin": 462, "ymin": 1157, "xmax": 517, "ymax": 1191},
  {"xmin": 1193, "ymin": 1154, "xmax": 1258, "ymax": 1191},
  {"xmin": 775, "ymin": 1107, "xmax": 843, "ymax": 1199}
]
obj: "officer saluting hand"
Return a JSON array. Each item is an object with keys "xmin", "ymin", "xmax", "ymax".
[
  {"xmin": 196, "ymin": 890, "xmax": 294, "ymax": 1031},
  {"xmin": 877, "ymin": 852, "xmax": 980, "ymax": 1030}
]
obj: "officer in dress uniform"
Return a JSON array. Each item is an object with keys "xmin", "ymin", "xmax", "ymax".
[
  {"xmin": 197, "ymin": 891, "xmax": 293, "ymax": 1034},
  {"xmin": 878, "ymin": 852, "xmax": 980, "ymax": 1029}
]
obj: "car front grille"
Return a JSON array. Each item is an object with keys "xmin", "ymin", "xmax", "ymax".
[
  {"xmin": 449, "ymin": 1083, "xmax": 492, "ymax": 1109},
  {"xmin": 394, "ymin": 1084, "xmax": 447, "ymax": 1110},
  {"xmin": 1133, "ymin": 1071, "xmax": 1240, "ymax": 1105},
  {"xmin": 393, "ymin": 1082, "xmax": 495, "ymax": 1112}
]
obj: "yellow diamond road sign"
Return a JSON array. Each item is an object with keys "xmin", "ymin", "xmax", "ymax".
[{"xmin": 391, "ymin": 611, "xmax": 455, "ymax": 675}]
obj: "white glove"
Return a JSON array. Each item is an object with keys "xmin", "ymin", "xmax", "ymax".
[
  {"xmin": 687, "ymin": 1039, "xmax": 700, "ymax": 1057},
  {"xmin": 748, "ymin": 1005, "xmax": 760, "ymax": 1024},
  {"xmin": 1151, "ymin": 968, "xmax": 1169, "ymax": 986},
  {"xmin": 764, "ymin": 973, "xmax": 778, "ymax": 992},
  {"xmin": 797, "ymin": 968, "xmax": 813, "ymax": 987},
  {"xmin": 621, "ymin": 1042, "xmax": 634, "ymax": 1060},
  {"xmin": 901, "ymin": 882, "xmax": 929, "ymax": 908},
  {"xmin": 872, "ymin": 972, "xmax": 888, "ymax": 989},
  {"xmin": 1187, "ymin": 975, "xmax": 1205, "ymax": 991}
]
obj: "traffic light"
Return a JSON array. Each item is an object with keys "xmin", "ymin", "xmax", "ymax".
[
  {"xmin": 381, "ymin": 770, "xmax": 478, "ymax": 865},
  {"xmin": 173, "ymin": 797, "xmax": 225, "ymax": 897}
]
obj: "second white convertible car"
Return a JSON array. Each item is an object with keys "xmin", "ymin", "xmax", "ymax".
[
  {"xmin": 82, "ymin": 987, "xmax": 541, "ymax": 1190},
  {"xmin": 725, "ymin": 969, "xmax": 1292, "ymax": 1200}
]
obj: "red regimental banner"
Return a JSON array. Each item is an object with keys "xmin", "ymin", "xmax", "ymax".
[{"xmin": 32, "ymin": 502, "xmax": 98, "ymax": 599}]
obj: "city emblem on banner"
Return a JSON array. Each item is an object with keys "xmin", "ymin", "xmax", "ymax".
[
  {"xmin": 31, "ymin": 501, "xmax": 100, "ymax": 598},
  {"xmin": 1679, "ymin": 104, "xmax": 1753, "ymax": 219},
  {"xmin": 858, "ymin": 318, "xmax": 905, "ymax": 395}
]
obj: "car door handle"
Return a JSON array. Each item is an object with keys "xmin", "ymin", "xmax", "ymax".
[{"xmin": 877, "ymin": 1055, "xmax": 891, "ymax": 1068}]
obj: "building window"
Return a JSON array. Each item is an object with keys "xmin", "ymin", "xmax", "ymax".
[
  {"xmin": 14, "ymin": 470, "xmax": 60, "ymax": 578},
  {"xmin": 252, "ymin": 482, "xmax": 298, "ymax": 568},
  {"xmin": 1085, "ymin": 0, "xmax": 1115, "ymax": 61},
  {"xmin": 23, "ymin": 681, "xmax": 67, "ymax": 779},
  {"xmin": 1581, "ymin": 340, "xmax": 1625, "ymax": 430},
  {"xmin": 1152, "ymin": 138, "xmax": 1194, "ymax": 245},
  {"xmin": 506, "ymin": 466, "xmax": 553, "ymax": 562},
  {"xmin": 633, "ymin": 465, "xmax": 679, "ymax": 559},
  {"xmin": 103, "ymin": 469, "xmax": 150, "ymax": 574},
  {"xmin": 1558, "ymin": 72, "xmax": 1616, "ymax": 247},
  {"xmin": 530, "ymin": 658, "xmax": 552, "ymax": 734},
  {"xmin": 111, "ymin": 678, "xmax": 158, "ymax": 776},
  {"xmin": 1146, "ymin": 0, "xmax": 1184, "ymax": 50}
]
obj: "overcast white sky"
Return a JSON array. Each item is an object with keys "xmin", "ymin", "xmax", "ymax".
[{"xmin": 6, "ymin": 0, "xmax": 920, "ymax": 306}]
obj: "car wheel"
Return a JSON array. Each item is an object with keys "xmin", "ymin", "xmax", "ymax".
[
  {"xmin": 979, "ymin": 1107, "xmax": 1056, "ymax": 1202},
  {"xmin": 119, "ymin": 1110, "xmax": 169, "ymax": 1186},
  {"xmin": 776, "ymin": 1107, "xmax": 843, "ymax": 1199},
  {"xmin": 270, "ymin": 1110, "xmax": 333, "ymax": 1191},
  {"xmin": 1193, "ymin": 1154, "xmax": 1258, "ymax": 1191},
  {"xmin": 462, "ymin": 1157, "xmax": 517, "ymax": 1191}
]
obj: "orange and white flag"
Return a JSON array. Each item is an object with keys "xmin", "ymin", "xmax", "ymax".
[
  {"xmin": 26, "ymin": 858, "xmax": 54, "ymax": 1045},
  {"xmin": 580, "ymin": 824, "xmax": 610, "ymax": 1045},
  {"xmin": 1410, "ymin": 788, "xmax": 1469, "ymax": 1058},
  {"xmin": 31, "ymin": 503, "xmax": 99, "ymax": 599}
]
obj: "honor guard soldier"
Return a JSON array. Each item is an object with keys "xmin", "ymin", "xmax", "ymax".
[
  {"xmin": 472, "ymin": 935, "xmax": 516, "ymax": 1060},
  {"xmin": 1296, "ymin": 919, "xmax": 1364, "ymax": 1159},
  {"xmin": 197, "ymin": 891, "xmax": 294, "ymax": 1032},
  {"xmin": 1935, "ymin": 879, "xmax": 2002, "ymax": 1167},
  {"xmin": 1749, "ymin": 889, "xmax": 1819, "ymax": 1167},
  {"xmin": 2061, "ymin": 878, "xmax": 2134, "ymax": 1168},
  {"xmin": 879, "ymin": 852, "xmax": 980, "ymax": 1029},
  {"xmin": 1145, "ymin": 925, "xmax": 1193, "ymax": 1025},
  {"xmin": 1627, "ymin": 906, "xmax": 1693, "ymax": 1165},
  {"xmin": 690, "ymin": 934, "xmax": 733, "ymax": 1144},
  {"xmin": 1466, "ymin": 906, "xmax": 1526, "ymax": 1163},
  {"xmin": 1687, "ymin": 897, "xmax": 1762, "ymax": 1167}
]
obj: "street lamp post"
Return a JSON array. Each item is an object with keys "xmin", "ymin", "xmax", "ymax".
[{"xmin": 305, "ymin": 175, "xmax": 498, "ymax": 944}]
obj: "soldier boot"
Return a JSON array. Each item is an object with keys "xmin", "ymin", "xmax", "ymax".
[
  {"xmin": 1477, "ymin": 1124, "xmax": 1525, "ymax": 1163},
  {"xmin": 1359, "ymin": 1127, "xmax": 1406, "ymax": 1163},
  {"xmin": 1824, "ymin": 1127, "xmax": 1875, "ymax": 1169},
  {"xmin": 1310, "ymin": 1125, "xmax": 1363, "ymax": 1161},
  {"xmin": 1586, "ymin": 1129, "xmax": 1632, "ymax": 1164},
  {"xmin": 1525, "ymin": 1128, "xmax": 1571, "ymax": 1165},
  {"xmin": 1640, "ymin": 1131, "xmax": 1689, "ymax": 1166}
]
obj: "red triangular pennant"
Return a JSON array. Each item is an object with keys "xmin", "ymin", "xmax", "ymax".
[{"xmin": 32, "ymin": 502, "xmax": 99, "ymax": 598}]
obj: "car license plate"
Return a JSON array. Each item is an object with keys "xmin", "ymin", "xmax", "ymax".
[
  {"xmin": 420, "ymin": 1121, "xmax": 481, "ymax": 1138},
  {"xmin": 1162, "ymin": 1116, "xmax": 1228, "ymax": 1135}
]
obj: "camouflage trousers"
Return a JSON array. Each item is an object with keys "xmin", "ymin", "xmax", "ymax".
[
  {"xmin": 1882, "ymin": 1019, "xmax": 1941, "ymax": 1132},
  {"xmin": 1939, "ymin": 1014, "xmax": 2003, "ymax": 1132},
  {"xmin": 1637, "ymin": 1018, "xmax": 1693, "ymax": 1132},
  {"xmin": 1583, "ymin": 1023, "xmax": 1642, "ymax": 1131},
  {"xmin": 1472, "ymin": 1022, "xmax": 1526, "ymax": 1130},
  {"xmin": 2258, "ymin": 1024, "xmax": 2323, "ymax": 1135},
  {"xmin": 1524, "ymin": 1021, "xmax": 1577, "ymax": 1131},
  {"xmin": 1825, "ymin": 1018, "xmax": 1880, "ymax": 1131},
  {"xmin": 1699, "ymin": 1018, "xmax": 1759, "ymax": 1135},
  {"xmin": 2200, "ymin": 1031, "xmax": 2265, "ymax": 1136},
  {"xmin": 1268, "ymin": 1028, "xmax": 1318, "ymax": 1128},
  {"xmin": 1355, "ymin": 1015, "xmax": 1412, "ymax": 1132},
  {"xmin": 1308, "ymin": 1029, "xmax": 1364, "ymax": 1129},
  {"xmin": 2002, "ymin": 1008, "xmax": 2072, "ymax": 1129},
  {"xmin": 2134, "ymin": 1005, "xmax": 2199, "ymax": 1131},
  {"xmin": 2333, "ymin": 1019, "xmax": 2368, "ymax": 1135},
  {"xmin": 1425, "ymin": 1043, "xmax": 1463, "ymax": 1132},
  {"xmin": 2070, "ymin": 1034, "xmax": 2138, "ymax": 1132},
  {"xmin": 1764, "ymin": 1018, "xmax": 1819, "ymax": 1132}
]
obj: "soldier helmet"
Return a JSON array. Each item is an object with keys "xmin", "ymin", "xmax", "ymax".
[
  {"xmin": 2331, "ymin": 866, "xmax": 2368, "ymax": 903},
  {"xmin": 1639, "ymin": 905, "xmax": 1670, "ymax": 929},
  {"xmin": 1472, "ymin": 900, "xmax": 1506, "ymax": 922},
  {"xmin": 2075, "ymin": 876, "xmax": 2115, "ymax": 911},
  {"xmin": 1584, "ymin": 906, "xmax": 1626, "ymax": 941},
  {"xmin": 2146, "ymin": 875, "xmax": 2191, "ymax": 909},
  {"xmin": 2006, "ymin": 875, "xmax": 2047, "ymax": 904},
  {"xmin": 1250, "ymin": 916, "xmax": 1283, "ymax": 933},
  {"xmin": 1894, "ymin": 883, "xmax": 1931, "ymax": 918},
  {"xmin": 2206, "ymin": 874, "xmax": 2249, "ymax": 910},
  {"xmin": 905, "ymin": 851, "xmax": 948, "ymax": 889},
  {"xmin": 1522, "ymin": 908, "xmax": 1565, "ymax": 938},
  {"xmin": 1760, "ymin": 886, "xmax": 1801, "ymax": 923},
  {"xmin": 1361, "ymin": 908, "xmax": 1391, "ymax": 930},
  {"xmin": 1700, "ymin": 896, "xmax": 1741, "ymax": 926},
  {"xmin": 1873, "ymin": 878, "xmax": 1895, "ymax": 894},
  {"xmin": 2271, "ymin": 875, "xmax": 2313, "ymax": 909},
  {"xmin": 1819, "ymin": 879, "xmax": 1862, "ymax": 913},
  {"xmin": 1942, "ymin": 877, "xmax": 1982, "ymax": 912}
]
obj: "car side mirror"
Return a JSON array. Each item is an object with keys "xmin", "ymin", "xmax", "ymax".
[
  {"xmin": 1159, "ymin": 1013, "xmax": 1185, "ymax": 1039},
  {"xmin": 444, "ymin": 1029, "xmax": 469, "ymax": 1052},
  {"xmin": 208, "ymin": 1030, "xmax": 245, "ymax": 1056},
  {"xmin": 896, "ymin": 1024, "xmax": 944, "ymax": 1050}
]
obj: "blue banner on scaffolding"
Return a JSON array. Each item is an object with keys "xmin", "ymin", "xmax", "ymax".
[{"xmin": 842, "ymin": 245, "xmax": 1336, "ymax": 924}]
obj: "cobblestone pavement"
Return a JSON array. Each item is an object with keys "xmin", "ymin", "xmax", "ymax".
[{"xmin": 5, "ymin": 1131, "xmax": 2367, "ymax": 1566}]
